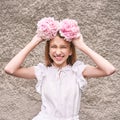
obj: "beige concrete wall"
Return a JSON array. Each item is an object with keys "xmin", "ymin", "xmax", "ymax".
[{"xmin": 0, "ymin": 0, "xmax": 120, "ymax": 120}]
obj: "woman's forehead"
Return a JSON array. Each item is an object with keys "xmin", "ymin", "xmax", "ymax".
[{"xmin": 50, "ymin": 36, "xmax": 70, "ymax": 45}]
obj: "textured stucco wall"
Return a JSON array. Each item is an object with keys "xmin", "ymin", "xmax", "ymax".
[{"xmin": 0, "ymin": 0, "xmax": 120, "ymax": 120}]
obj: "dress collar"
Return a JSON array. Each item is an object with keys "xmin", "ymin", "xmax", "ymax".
[{"xmin": 51, "ymin": 64, "xmax": 71, "ymax": 71}]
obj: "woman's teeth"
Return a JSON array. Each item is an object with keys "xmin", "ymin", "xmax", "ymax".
[{"xmin": 54, "ymin": 55, "xmax": 64, "ymax": 60}]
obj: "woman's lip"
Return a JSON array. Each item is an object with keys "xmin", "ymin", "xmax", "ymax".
[{"xmin": 54, "ymin": 56, "xmax": 64, "ymax": 61}]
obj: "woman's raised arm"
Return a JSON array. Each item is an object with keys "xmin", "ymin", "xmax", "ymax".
[
  {"xmin": 4, "ymin": 35, "xmax": 43, "ymax": 79},
  {"xmin": 72, "ymin": 35, "xmax": 116, "ymax": 78}
]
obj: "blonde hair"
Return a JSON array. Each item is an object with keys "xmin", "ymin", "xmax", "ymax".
[{"xmin": 45, "ymin": 33, "xmax": 77, "ymax": 66}]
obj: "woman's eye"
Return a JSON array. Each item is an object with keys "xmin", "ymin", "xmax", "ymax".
[
  {"xmin": 61, "ymin": 46, "xmax": 67, "ymax": 49},
  {"xmin": 51, "ymin": 46, "xmax": 56, "ymax": 48},
  {"xmin": 50, "ymin": 45, "xmax": 67, "ymax": 49}
]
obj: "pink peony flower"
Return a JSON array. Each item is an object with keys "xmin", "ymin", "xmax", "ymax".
[
  {"xmin": 59, "ymin": 19, "xmax": 80, "ymax": 42},
  {"xmin": 36, "ymin": 17, "xmax": 59, "ymax": 40}
]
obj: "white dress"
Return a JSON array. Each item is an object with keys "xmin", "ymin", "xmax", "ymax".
[{"xmin": 32, "ymin": 61, "xmax": 87, "ymax": 120}]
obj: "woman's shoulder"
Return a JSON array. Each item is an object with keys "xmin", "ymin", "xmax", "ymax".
[
  {"xmin": 72, "ymin": 60, "xmax": 85, "ymax": 68},
  {"xmin": 34, "ymin": 63, "xmax": 47, "ymax": 75},
  {"xmin": 72, "ymin": 60, "xmax": 86, "ymax": 73},
  {"xmin": 35, "ymin": 62, "xmax": 46, "ymax": 68}
]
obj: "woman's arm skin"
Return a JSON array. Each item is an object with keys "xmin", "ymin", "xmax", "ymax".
[
  {"xmin": 4, "ymin": 35, "xmax": 43, "ymax": 79},
  {"xmin": 72, "ymin": 35, "xmax": 116, "ymax": 78}
]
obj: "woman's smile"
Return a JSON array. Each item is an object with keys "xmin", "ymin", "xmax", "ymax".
[{"xmin": 54, "ymin": 55, "xmax": 64, "ymax": 61}]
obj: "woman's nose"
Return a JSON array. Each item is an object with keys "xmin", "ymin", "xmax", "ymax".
[{"xmin": 56, "ymin": 48, "xmax": 61, "ymax": 55}]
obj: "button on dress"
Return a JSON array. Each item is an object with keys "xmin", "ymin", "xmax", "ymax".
[{"xmin": 32, "ymin": 61, "xmax": 87, "ymax": 120}]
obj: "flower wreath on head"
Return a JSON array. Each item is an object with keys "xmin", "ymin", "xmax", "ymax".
[{"xmin": 36, "ymin": 17, "xmax": 81, "ymax": 42}]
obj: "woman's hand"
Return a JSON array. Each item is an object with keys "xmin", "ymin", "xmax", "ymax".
[
  {"xmin": 72, "ymin": 34, "xmax": 86, "ymax": 50},
  {"xmin": 30, "ymin": 34, "xmax": 43, "ymax": 46}
]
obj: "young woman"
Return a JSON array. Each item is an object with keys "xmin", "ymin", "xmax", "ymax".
[{"xmin": 4, "ymin": 18, "xmax": 116, "ymax": 120}]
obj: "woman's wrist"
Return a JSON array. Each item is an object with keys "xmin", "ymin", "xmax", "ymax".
[
  {"xmin": 30, "ymin": 35, "xmax": 43, "ymax": 46},
  {"xmin": 74, "ymin": 39, "xmax": 93, "ymax": 55},
  {"xmin": 78, "ymin": 43, "xmax": 90, "ymax": 52},
  {"xmin": 72, "ymin": 37, "xmax": 88, "ymax": 51}
]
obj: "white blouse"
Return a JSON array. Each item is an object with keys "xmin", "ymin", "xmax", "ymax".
[{"xmin": 32, "ymin": 61, "xmax": 87, "ymax": 120}]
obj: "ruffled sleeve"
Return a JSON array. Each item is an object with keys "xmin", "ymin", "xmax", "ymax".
[
  {"xmin": 72, "ymin": 61, "xmax": 87, "ymax": 91},
  {"xmin": 34, "ymin": 63, "xmax": 46, "ymax": 94}
]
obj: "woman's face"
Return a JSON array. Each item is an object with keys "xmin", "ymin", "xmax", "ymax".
[{"xmin": 49, "ymin": 36, "xmax": 72, "ymax": 68}]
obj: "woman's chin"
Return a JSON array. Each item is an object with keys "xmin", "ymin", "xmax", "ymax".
[{"xmin": 53, "ymin": 61, "xmax": 67, "ymax": 67}]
